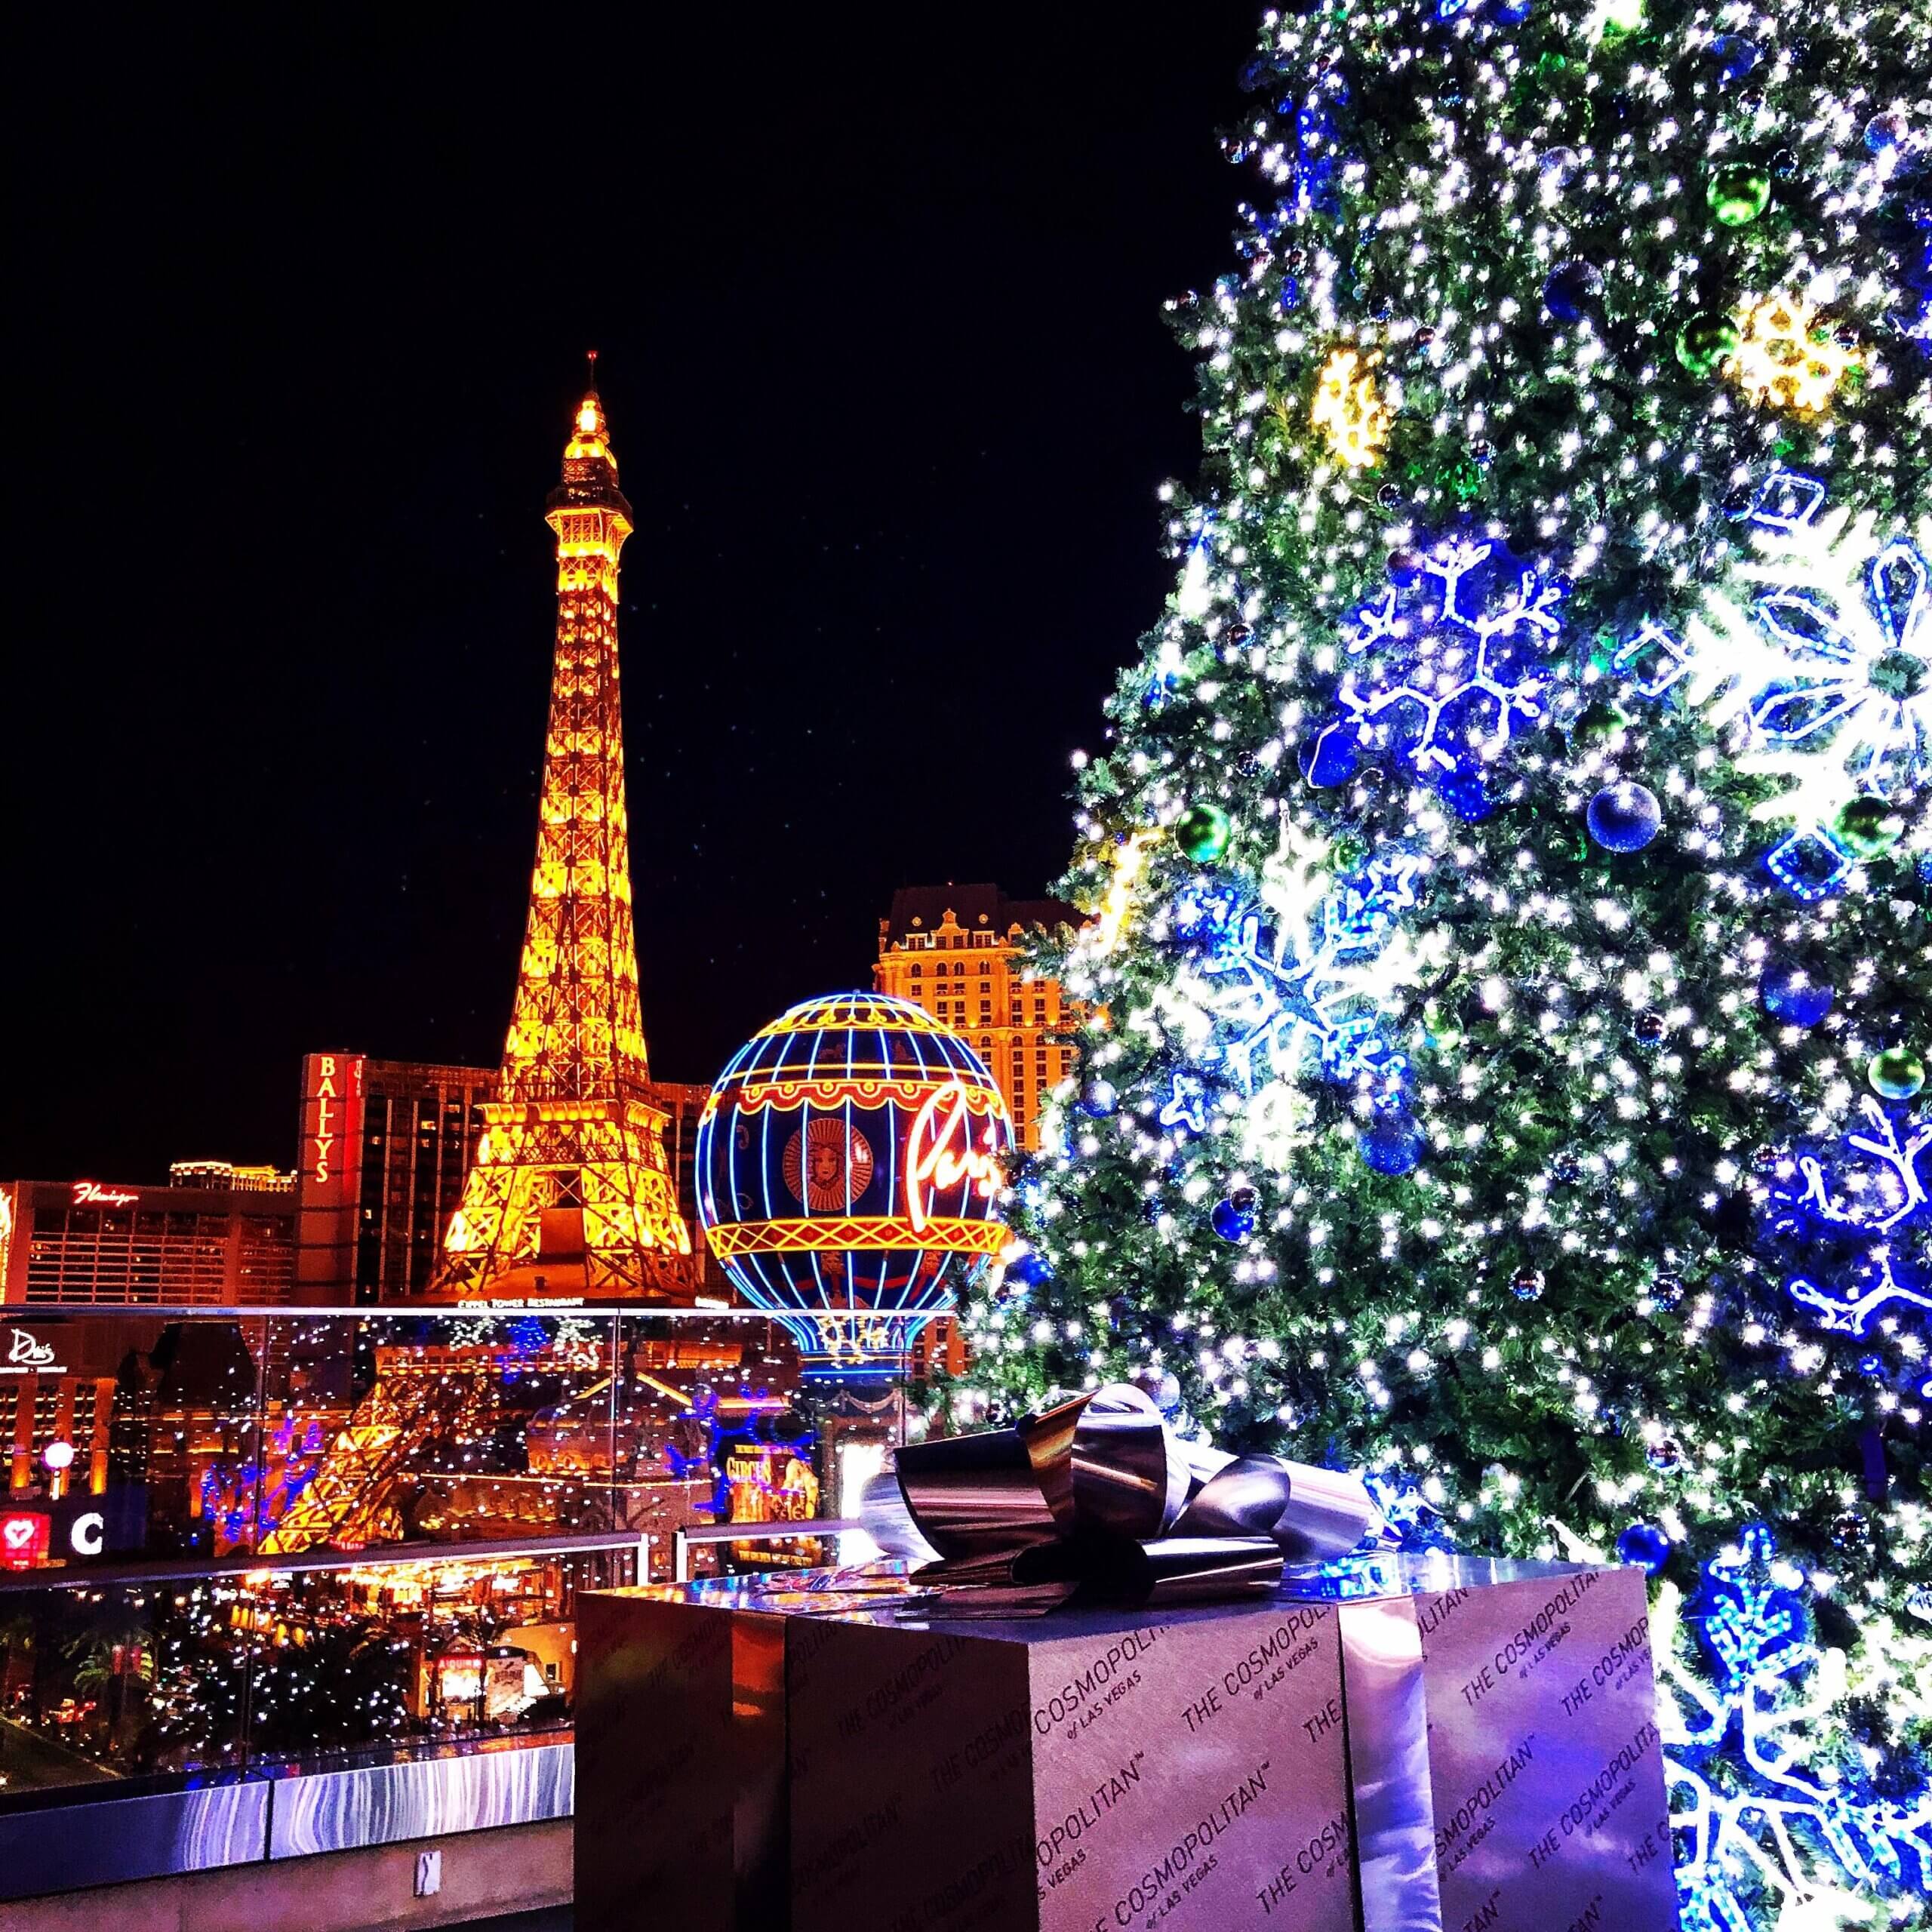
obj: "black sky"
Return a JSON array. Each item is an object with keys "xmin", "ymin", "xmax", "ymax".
[{"xmin": 7, "ymin": 8, "xmax": 1259, "ymax": 1180}]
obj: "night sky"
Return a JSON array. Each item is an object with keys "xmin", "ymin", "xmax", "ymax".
[{"xmin": 9, "ymin": 8, "xmax": 1260, "ymax": 1181}]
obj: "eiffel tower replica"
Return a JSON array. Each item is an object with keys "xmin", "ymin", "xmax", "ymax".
[{"xmin": 432, "ymin": 362, "xmax": 693, "ymax": 1301}]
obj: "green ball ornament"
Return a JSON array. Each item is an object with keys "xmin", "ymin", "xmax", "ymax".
[
  {"xmin": 1675, "ymin": 312, "xmax": 1740, "ymax": 377},
  {"xmin": 1173, "ymin": 803, "xmax": 1232, "ymax": 863},
  {"xmin": 1571, "ymin": 698, "xmax": 1624, "ymax": 744},
  {"xmin": 1708, "ymin": 162, "xmax": 1770, "ymax": 226},
  {"xmin": 1833, "ymin": 795, "xmax": 1902, "ymax": 859},
  {"xmin": 1869, "ymin": 1047, "xmax": 1925, "ymax": 1102}
]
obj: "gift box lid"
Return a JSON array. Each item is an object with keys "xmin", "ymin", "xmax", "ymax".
[{"xmin": 600, "ymin": 1550, "xmax": 1627, "ymax": 1646}]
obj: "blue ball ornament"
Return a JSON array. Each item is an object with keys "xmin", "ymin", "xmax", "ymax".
[
  {"xmin": 1759, "ymin": 961, "xmax": 1833, "ymax": 1029},
  {"xmin": 1438, "ymin": 769, "xmax": 1493, "ymax": 822},
  {"xmin": 1586, "ymin": 782, "xmax": 1662, "ymax": 853},
  {"xmin": 1866, "ymin": 111, "xmax": 1909, "ymax": 155},
  {"xmin": 1361, "ymin": 1119, "xmax": 1424, "ymax": 1176},
  {"xmin": 1300, "ymin": 721, "xmax": 1360, "ymax": 788},
  {"xmin": 1543, "ymin": 260, "xmax": 1604, "ymax": 323},
  {"xmin": 1709, "ymin": 35, "xmax": 1761, "ymax": 83},
  {"xmin": 1079, "ymin": 1080, "xmax": 1118, "ymax": 1118},
  {"xmin": 1212, "ymin": 1189, "xmax": 1258, "ymax": 1241},
  {"xmin": 1539, "ymin": 146, "xmax": 1580, "ymax": 191},
  {"xmin": 1616, "ymin": 1522, "xmax": 1672, "ymax": 1575},
  {"xmin": 1006, "ymin": 1248, "xmax": 1053, "ymax": 1288}
]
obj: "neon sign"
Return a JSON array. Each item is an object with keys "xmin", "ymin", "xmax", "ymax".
[
  {"xmin": 904, "ymin": 1084, "xmax": 1004, "ymax": 1233},
  {"xmin": 72, "ymin": 1181, "xmax": 138, "ymax": 1208},
  {"xmin": 1, "ymin": 1512, "xmax": 50, "ymax": 1571},
  {"xmin": 308, "ymin": 1054, "xmax": 348, "ymax": 1183},
  {"xmin": 6, "ymin": 1329, "xmax": 56, "ymax": 1370}
]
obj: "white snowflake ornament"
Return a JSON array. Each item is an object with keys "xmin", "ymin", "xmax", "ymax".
[{"xmin": 1622, "ymin": 503, "xmax": 1932, "ymax": 838}]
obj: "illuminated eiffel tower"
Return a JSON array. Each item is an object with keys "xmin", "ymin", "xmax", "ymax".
[{"xmin": 433, "ymin": 363, "xmax": 693, "ymax": 1301}]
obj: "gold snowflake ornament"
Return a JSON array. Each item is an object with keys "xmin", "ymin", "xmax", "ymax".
[
  {"xmin": 1311, "ymin": 346, "xmax": 1392, "ymax": 468},
  {"xmin": 1727, "ymin": 292, "xmax": 1860, "ymax": 414}
]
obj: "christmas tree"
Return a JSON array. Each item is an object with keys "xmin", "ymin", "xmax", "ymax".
[{"xmin": 963, "ymin": 3, "xmax": 1931, "ymax": 1925}]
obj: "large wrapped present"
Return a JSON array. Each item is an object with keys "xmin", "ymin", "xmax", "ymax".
[{"xmin": 577, "ymin": 1389, "xmax": 1678, "ymax": 1932}]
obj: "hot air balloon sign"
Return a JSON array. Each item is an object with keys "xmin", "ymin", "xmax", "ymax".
[{"xmin": 696, "ymin": 992, "xmax": 1014, "ymax": 1374}]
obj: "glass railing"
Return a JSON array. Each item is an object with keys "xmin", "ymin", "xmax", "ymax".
[
  {"xmin": 0, "ymin": 1306, "xmax": 843, "ymax": 1571},
  {"xmin": 0, "ymin": 1305, "xmax": 919, "ymax": 1804},
  {"xmin": 0, "ymin": 1536, "xmax": 632, "ymax": 1798}
]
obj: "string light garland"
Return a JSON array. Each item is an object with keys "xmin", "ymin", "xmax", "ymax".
[{"xmin": 965, "ymin": 3, "xmax": 1932, "ymax": 1927}]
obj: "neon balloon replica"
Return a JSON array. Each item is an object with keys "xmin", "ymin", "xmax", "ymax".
[{"xmin": 697, "ymin": 992, "xmax": 1013, "ymax": 1375}]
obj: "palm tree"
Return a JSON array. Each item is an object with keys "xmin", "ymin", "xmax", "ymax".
[{"xmin": 64, "ymin": 1606, "xmax": 153, "ymax": 1755}]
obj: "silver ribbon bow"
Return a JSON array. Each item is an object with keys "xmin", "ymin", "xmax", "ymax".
[{"xmin": 865, "ymin": 1383, "xmax": 1389, "ymax": 1614}]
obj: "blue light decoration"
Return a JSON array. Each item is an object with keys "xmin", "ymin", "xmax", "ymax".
[
  {"xmin": 1289, "ymin": 86, "xmax": 1345, "ymax": 224},
  {"xmin": 1902, "ymin": 208, "xmax": 1931, "ymax": 357},
  {"xmin": 1762, "ymin": 1096, "xmax": 1930, "ymax": 1412},
  {"xmin": 695, "ymin": 992, "xmax": 1014, "ymax": 1377},
  {"xmin": 1158, "ymin": 1070, "xmax": 1211, "ymax": 1136},
  {"xmin": 1617, "ymin": 477, "xmax": 1932, "ymax": 902},
  {"xmin": 198, "ymin": 1413, "xmax": 328, "ymax": 1548},
  {"xmin": 662, "ymin": 1384, "xmax": 720, "ymax": 1481},
  {"xmin": 1729, "ymin": 464, "xmax": 1829, "ymax": 540},
  {"xmin": 1304, "ymin": 534, "xmax": 1567, "ymax": 818},
  {"xmin": 1764, "ymin": 1099, "xmax": 1930, "ymax": 1250},
  {"xmin": 505, "ymin": 1315, "xmax": 552, "ymax": 1355},
  {"xmin": 1660, "ymin": 1524, "xmax": 1932, "ymax": 1930},
  {"xmin": 1360, "ymin": 1469, "xmax": 1456, "ymax": 1550},
  {"xmin": 1171, "ymin": 854, "xmax": 1422, "ymax": 1106}
]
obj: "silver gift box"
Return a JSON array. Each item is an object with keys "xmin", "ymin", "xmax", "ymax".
[{"xmin": 575, "ymin": 1554, "xmax": 1678, "ymax": 1932}]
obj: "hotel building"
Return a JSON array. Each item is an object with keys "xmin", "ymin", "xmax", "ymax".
[
  {"xmin": 0, "ymin": 1168, "xmax": 297, "ymax": 1309},
  {"xmin": 871, "ymin": 884, "xmax": 1084, "ymax": 1152}
]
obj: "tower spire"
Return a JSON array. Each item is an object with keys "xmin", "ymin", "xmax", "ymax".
[{"xmin": 432, "ymin": 380, "xmax": 692, "ymax": 1301}]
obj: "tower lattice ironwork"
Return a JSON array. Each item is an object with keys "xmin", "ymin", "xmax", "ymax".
[{"xmin": 433, "ymin": 367, "xmax": 693, "ymax": 1300}]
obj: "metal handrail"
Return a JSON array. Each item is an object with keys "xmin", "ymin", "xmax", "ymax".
[{"xmin": 671, "ymin": 1516, "xmax": 866, "ymax": 1583}]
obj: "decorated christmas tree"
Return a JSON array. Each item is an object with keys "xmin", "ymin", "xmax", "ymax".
[{"xmin": 963, "ymin": 2, "xmax": 1931, "ymax": 1925}]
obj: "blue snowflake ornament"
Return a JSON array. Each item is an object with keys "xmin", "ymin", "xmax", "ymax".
[
  {"xmin": 1664, "ymin": 1525, "xmax": 1932, "ymax": 1927},
  {"xmin": 1307, "ymin": 535, "xmax": 1567, "ymax": 817},
  {"xmin": 1169, "ymin": 852, "xmax": 1421, "ymax": 1106},
  {"xmin": 1761, "ymin": 1096, "xmax": 1931, "ymax": 1385}
]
